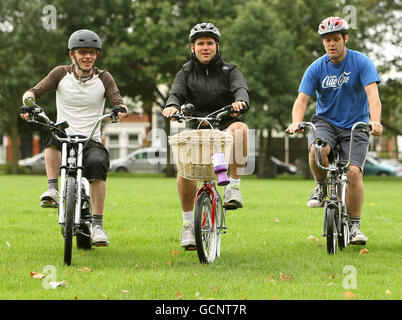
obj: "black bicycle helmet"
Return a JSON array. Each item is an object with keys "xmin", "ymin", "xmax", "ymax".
[
  {"xmin": 189, "ymin": 22, "xmax": 221, "ymax": 43},
  {"xmin": 68, "ymin": 29, "xmax": 102, "ymax": 51}
]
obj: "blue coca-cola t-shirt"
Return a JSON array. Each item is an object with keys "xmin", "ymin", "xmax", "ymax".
[{"xmin": 299, "ymin": 49, "xmax": 380, "ymax": 129}]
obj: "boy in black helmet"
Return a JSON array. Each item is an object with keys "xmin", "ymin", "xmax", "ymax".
[{"xmin": 20, "ymin": 29, "xmax": 128, "ymax": 247}]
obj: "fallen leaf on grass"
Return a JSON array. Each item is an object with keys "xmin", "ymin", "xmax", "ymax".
[
  {"xmin": 102, "ymin": 293, "xmax": 108, "ymax": 300},
  {"xmin": 274, "ymin": 217, "xmax": 280, "ymax": 224},
  {"xmin": 385, "ymin": 289, "xmax": 392, "ymax": 297},
  {"xmin": 344, "ymin": 291, "xmax": 356, "ymax": 299},
  {"xmin": 120, "ymin": 290, "xmax": 129, "ymax": 294},
  {"xmin": 5, "ymin": 241, "xmax": 10, "ymax": 249},
  {"xmin": 167, "ymin": 261, "xmax": 173, "ymax": 267},
  {"xmin": 171, "ymin": 249, "xmax": 180, "ymax": 256},
  {"xmin": 211, "ymin": 285, "xmax": 218, "ymax": 293},
  {"xmin": 79, "ymin": 267, "xmax": 92, "ymax": 272},
  {"xmin": 279, "ymin": 273, "xmax": 294, "ymax": 281},
  {"xmin": 30, "ymin": 272, "xmax": 45, "ymax": 279},
  {"xmin": 48, "ymin": 280, "xmax": 68, "ymax": 289},
  {"xmin": 307, "ymin": 235, "xmax": 321, "ymax": 246},
  {"xmin": 359, "ymin": 248, "xmax": 369, "ymax": 254},
  {"xmin": 176, "ymin": 291, "xmax": 183, "ymax": 300}
]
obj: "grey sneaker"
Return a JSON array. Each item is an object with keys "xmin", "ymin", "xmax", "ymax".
[
  {"xmin": 224, "ymin": 184, "xmax": 244, "ymax": 208},
  {"xmin": 307, "ymin": 184, "xmax": 327, "ymax": 208},
  {"xmin": 349, "ymin": 223, "xmax": 368, "ymax": 245},
  {"xmin": 40, "ymin": 189, "xmax": 59, "ymax": 208},
  {"xmin": 180, "ymin": 223, "xmax": 195, "ymax": 248},
  {"xmin": 91, "ymin": 225, "xmax": 110, "ymax": 247}
]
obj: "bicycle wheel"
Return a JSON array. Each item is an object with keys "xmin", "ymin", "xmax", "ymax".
[
  {"xmin": 64, "ymin": 176, "xmax": 76, "ymax": 265},
  {"xmin": 325, "ymin": 207, "xmax": 337, "ymax": 254},
  {"xmin": 215, "ymin": 193, "xmax": 225, "ymax": 258},
  {"xmin": 338, "ymin": 218, "xmax": 349, "ymax": 250},
  {"xmin": 194, "ymin": 191, "xmax": 217, "ymax": 264}
]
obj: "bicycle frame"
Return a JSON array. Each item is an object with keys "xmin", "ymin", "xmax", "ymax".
[
  {"xmin": 299, "ymin": 121, "xmax": 371, "ymax": 248},
  {"xmin": 26, "ymin": 104, "xmax": 116, "ymax": 228}
]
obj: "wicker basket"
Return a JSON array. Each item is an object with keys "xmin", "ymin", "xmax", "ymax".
[{"xmin": 169, "ymin": 129, "xmax": 233, "ymax": 181}]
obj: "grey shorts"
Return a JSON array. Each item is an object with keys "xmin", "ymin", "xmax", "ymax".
[{"xmin": 307, "ymin": 115, "xmax": 370, "ymax": 170}]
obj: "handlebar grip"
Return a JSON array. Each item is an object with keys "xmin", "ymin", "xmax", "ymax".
[
  {"xmin": 111, "ymin": 105, "xmax": 127, "ymax": 116},
  {"xmin": 19, "ymin": 105, "xmax": 35, "ymax": 115}
]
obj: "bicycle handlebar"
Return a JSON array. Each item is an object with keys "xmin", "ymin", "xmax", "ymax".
[
  {"xmin": 170, "ymin": 104, "xmax": 238, "ymax": 129},
  {"xmin": 21, "ymin": 98, "xmax": 120, "ymax": 143},
  {"xmin": 297, "ymin": 121, "xmax": 372, "ymax": 171}
]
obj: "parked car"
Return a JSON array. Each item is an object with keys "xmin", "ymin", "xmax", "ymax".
[
  {"xmin": 245, "ymin": 153, "xmax": 297, "ymax": 175},
  {"xmin": 363, "ymin": 156, "xmax": 396, "ymax": 176},
  {"xmin": 109, "ymin": 147, "xmax": 171, "ymax": 173},
  {"xmin": 378, "ymin": 159, "xmax": 402, "ymax": 177},
  {"xmin": 18, "ymin": 152, "xmax": 46, "ymax": 174}
]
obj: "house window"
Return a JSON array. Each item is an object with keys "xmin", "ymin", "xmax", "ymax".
[
  {"xmin": 108, "ymin": 134, "xmax": 120, "ymax": 159},
  {"xmin": 128, "ymin": 133, "xmax": 139, "ymax": 154}
]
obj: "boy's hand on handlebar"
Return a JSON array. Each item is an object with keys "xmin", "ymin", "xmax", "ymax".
[
  {"xmin": 162, "ymin": 106, "xmax": 179, "ymax": 119},
  {"xmin": 111, "ymin": 105, "xmax": 128, "ymax": 120},
  {"xmin": 369, "ymin": 121, "xmax": 383, "ymax": 136},
  {"xmin": 19, "ymin": 106, "xmax": 35, "ymax": 121},
  {"xmin": 285, "ymin": 122, "xmax": 302, "ymax": 135}
]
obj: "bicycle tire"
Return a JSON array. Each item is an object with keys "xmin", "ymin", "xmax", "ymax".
[
  {"xmin": 338, "ymin": 218, "xmax": 349, "ymax": 250},
  {"xmin": 325, "ymin": 207, "xmax": 337, "ymax": 254},
  {"xmin": 194, "ymin": 191, "xmax": 217, "ymax": 264},
  {"xmin": 215, "ymin": 193, "xmax": 224, "ymax": 258},
  {"xmin": 64, "ymin": 176, "xmax": 76, "ymax": 265}
]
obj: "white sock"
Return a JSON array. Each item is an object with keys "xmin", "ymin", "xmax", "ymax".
[
  {"xmin": 182, "ymin": 211, "xmax": 193, "ymax": 225},
  {"xmin": 229, "ymin": 177, "xmax": 241, "ymax": 186}
]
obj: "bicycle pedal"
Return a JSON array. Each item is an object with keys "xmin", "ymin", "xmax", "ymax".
[
  {"xmin": 350, "ymin": 241, "xmax": 366, "ymax": 245},
  {"xmin": 41, "ymin": 200, "xmax": 58, "ymax": 208},
  {"xmin": 92, "ymin": 242, "xmax": 109, "ymax": 247},
  {"xmin": 184, "ymin": 245, "xmax": 196, "ymax": 251},
  {"xmin": 224, "ymin": 202, "xmax": 238, "ymax": 210}
]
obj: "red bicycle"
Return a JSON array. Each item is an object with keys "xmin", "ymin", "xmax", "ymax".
[{"xmin": 169, "ymin": 105, "xmax": 236, "ymax": 263}]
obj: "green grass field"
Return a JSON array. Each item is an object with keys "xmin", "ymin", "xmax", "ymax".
[{"xmin": 0, "ymin": 174, "xmax": 400, "ymax": 300}]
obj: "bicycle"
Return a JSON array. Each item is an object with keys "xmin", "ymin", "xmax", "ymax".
[
  {"xmin": 168, "ymin": 104, "xmax": 237, "ymax": 264},
  {"xmin": 297, "ymin": 121, "xmax": 372, "ymax": 254},
  {"xmin": 20, "ymin": 98, "xmax": 124, "ymax": 265}
]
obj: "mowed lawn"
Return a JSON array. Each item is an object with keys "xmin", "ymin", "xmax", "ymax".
[{"xmin": 0, "ymin": 174, "xmax": 400, "ymax": 300}]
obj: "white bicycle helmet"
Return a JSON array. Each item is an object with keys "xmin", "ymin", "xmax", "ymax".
[
  {"xmin": 189, "ymin": 22, "xmax": 221, "ymax": 43},
  {"xmin": 318, "ymin": 17, "xmax": 349, "ymax": 36}
]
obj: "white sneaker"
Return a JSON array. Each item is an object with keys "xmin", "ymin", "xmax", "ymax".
[
  {"xmin": 307, "ymin": 184, "xmax": 327, "ymax": 208},
  {"xmin": 91, "ymin": 225, "xmax": 110, "ymax": 247},
  {"xmin": 349, "ymin": 223, "xmax": 368, "ymax": 245},
  {"xmin": 40, "ymin": 189, "xmax": 59, "ymax": 208},
  {"xmin": 224, "ymin": 184, "xmax": 244, "ymax": 208},
  {"xmin": 180, "ymin": 223, "xmax": 195, "ymax": 248}
]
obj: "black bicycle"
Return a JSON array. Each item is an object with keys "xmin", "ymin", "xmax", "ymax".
[
  {"xmin": 297, "ymin": 121, "xmax": 371, "ymax": 254},
  {"xmin": 21, "ymin": 98, "xmax": 124, "ymax": 265}
]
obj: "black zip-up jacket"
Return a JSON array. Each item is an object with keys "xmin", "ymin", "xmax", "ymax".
[{"xmin": 165, "ymin": 53, "xmax": 250, "ymax": 128}]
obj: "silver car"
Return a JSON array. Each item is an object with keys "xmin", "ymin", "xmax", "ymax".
[
  {"xmin": 109, "ymin": 147, "xmax": 169, "ymax": 173},
  {"xmin": 18, "ymin": 152, "xmax": 46, "ymax": 174}
]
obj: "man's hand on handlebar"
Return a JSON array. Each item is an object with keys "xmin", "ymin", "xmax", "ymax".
[
  {"xmin": 230, "ymin": 101, "xmax": 247, "ymax": 117},
  {"xmin": 162, "ymin": 106, "xmax": 180, "ymax": 119},
  {"xmin": 369, "ymin": 121, "xmax": 383, "ymax": 136},
  {"xmin": 285, "ymin": 121, "xmax": 303, "ymax": 135}
]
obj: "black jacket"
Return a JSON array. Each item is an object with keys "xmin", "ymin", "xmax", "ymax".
[{"xmin": 165, "ymin": 53, "xmax": 250, "ymax": 119}]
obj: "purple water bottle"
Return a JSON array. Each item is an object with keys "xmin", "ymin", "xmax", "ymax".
[{"xmin": 211, "ymin": 152, "xmax": 229, "ymax": 186}]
